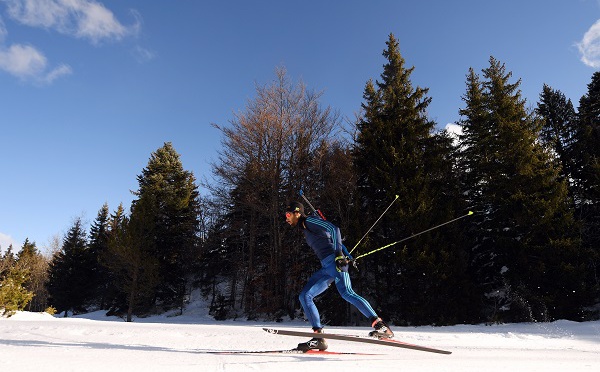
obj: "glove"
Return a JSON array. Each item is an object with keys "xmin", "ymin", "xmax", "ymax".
[{"xmin": 335, "ymin": 255, "xmax": 350, "ymax": 272}]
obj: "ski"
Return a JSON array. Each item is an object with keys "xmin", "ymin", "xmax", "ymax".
[
  {"xmin": 200, "ymin": 349, "xmax": 377, "ymax": 355},
  {"xmin": 263, "ymin": 327, "xmax": 452, "ymax": 355}
]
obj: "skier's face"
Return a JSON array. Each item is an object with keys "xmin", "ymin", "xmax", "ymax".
[{"xmin": 285, "ymin": 211, "xmax": 300, "ymax": 226}]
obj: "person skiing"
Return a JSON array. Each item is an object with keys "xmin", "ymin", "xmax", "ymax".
[{"xmin": 284, "ymin": 201, "xmax": 394, "ymax": 351}]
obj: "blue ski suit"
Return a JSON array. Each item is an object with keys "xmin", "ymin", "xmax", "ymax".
[{"xmin": 299, "ymin": 215, "xmax": 378, "ymax": 330}]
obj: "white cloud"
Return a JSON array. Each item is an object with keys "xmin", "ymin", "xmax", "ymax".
[
  {"xmin": 0, "ymin": 43, "xmax": 72, "ymax": 83},
  {"xmin": 72, "ymin": 0, "xmax": 129, "ymax": 43},
  {"xmin": 577, "ymin": 19, "xmax": 600, "ymax": 68},
  {"xmin": 1, "ymin": 0, "xmax": 139, "ymax": 44},
  {"xmin": 444, "ymin": 123, "xmax": 463, "ymax": 147},
  {"xmin": 0, "ymin": 1, "xmax": 141, "ymax": 83},
  {"xmin": 0, "ymin": 43, "xmax": 45, "ymax": 75},
  {"xmin": 0, "ymin": 16, "xmax": 7, "ymax": 42},
  {"xmin": 444, "ymin": 123, "xmax": 463, "ymax": 137},
  {"xmin": 132, "ymin": 45, "xmax": 155, "ymax": 63},
  {"xmin": 43, "ymin": 62, "xmax": 71, "ymax": 82},
  {"xmin": 0, "ymin": 232, "xmax": 18, "ymax": 252}
]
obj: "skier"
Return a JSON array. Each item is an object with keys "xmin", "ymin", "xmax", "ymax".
[{"xmin": 284, "ymin": 201, "xmax": 394, "ymax": 351}]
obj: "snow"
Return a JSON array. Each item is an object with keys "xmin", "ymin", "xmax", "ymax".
[{"xmin": 1, "ymin": 310, "xmax": 599, "ymax": 371}]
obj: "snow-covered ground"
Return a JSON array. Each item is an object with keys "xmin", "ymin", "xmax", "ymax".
[{"xmin": 1, "ymin": 310, "xmax": 599, "ymax": 371}]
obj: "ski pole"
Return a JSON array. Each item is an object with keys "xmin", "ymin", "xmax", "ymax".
[
  {"xmin": 354, "ymin": 211, "xmax": 474, "ymax": 261},
  {"xmin": 298, "ymin": 190, "xmax": 326, "ymax": 220},
  {"xmin": 349, "ymin": 194, "xmax": 399, "ymax": 255}
]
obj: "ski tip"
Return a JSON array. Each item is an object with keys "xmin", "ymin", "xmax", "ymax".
[{"xmin": 468, "ymin": 210, "xmax": 474, "ymax": 215}]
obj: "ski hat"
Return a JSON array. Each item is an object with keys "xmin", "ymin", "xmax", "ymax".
[{"xmin": 285, "ymin": 201, "xmax": 305, "ymax": 215}]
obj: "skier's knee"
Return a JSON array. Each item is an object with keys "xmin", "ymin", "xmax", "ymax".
[{"xmin": 299, "ymin": 291, "xmax": 310, "ymax": 306}]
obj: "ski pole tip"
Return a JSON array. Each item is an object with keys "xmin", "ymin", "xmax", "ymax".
[
  {"xmin": 394, "ymin": 194, "xmax": 399, "ymax": 199},
  {"xmin": 468, "ymin": 211, "xmax": 474, "ymax": 215}
]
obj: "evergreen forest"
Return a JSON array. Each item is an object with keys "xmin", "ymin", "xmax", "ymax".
[{"xmin": 2, "ymin": 34, "xmax": 599, "ymax": 326}]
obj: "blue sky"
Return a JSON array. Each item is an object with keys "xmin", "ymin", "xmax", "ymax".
[{"xmin": 1, "ymin": 0, "xmax": 599, "ymax": 254}]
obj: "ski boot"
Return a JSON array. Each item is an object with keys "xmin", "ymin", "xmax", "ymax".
[
  {"xmin": 295, "ymin": 328, "xmax": 328, "ymax": 351},
  {"xmin": 368, "ymin": 317, "xmax": 394, "ymax": 339}
]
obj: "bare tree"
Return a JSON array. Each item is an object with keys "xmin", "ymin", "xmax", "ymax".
[{"xmin": 208, "ymin": 66, "xmax": 343, "ymax": 319}]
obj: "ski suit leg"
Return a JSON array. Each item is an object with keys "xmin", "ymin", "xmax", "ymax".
[
  {"xmin": 326, "ymin": 264, "xmax": 378, "ymax": 319},
  {"xmin": 299, "ymin": 267, "xmax": 334, "ymax": 330}
]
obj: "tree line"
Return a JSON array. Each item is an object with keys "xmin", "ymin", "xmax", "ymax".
[{"xmin": 1, "ymin": 34, "xmax": 598, "ymax": 325}]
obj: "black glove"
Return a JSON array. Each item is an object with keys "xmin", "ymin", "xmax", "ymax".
[{"xmin": 335, "ymin": 255, "xmax": 350, "ymax": 272}]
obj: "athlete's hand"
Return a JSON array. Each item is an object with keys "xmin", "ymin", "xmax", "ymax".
[{"xmin": 335, "ymin": 255, "xmax": 350, "ymax": 271}]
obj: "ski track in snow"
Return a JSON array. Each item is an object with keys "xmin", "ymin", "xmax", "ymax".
[{"xmin": 1, "ymin": 311, "xmax": 599, "ymax": 371}]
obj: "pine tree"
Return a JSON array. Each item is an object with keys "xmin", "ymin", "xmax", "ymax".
[
  {"xmin": 16, "ymin": 239, "xmax": 37, "ymax": 260},
  {"xmin": 105, "ymin": 199, "xmax": 160, "ymax": 321},
  {"xmin": 458, "ymin": 57, "xmax": 587, "ymax": 322},
  {"xmin": 0, "ymin": 266, "xmax": 33, "ymax": 316},
  {"xmin": 572, "ymin": 72, "xmax": 600, "ymax": 309},
  {"xmin": 0, "ymin": 245, "xmax": 16, "ymax": 276},
  {"xmin": 353, "ymin": 34, "xmax": 471, "ymax": 325},
  {"xmin": 99, "ymin": 203, "xmax": 128, "ymax": 314},
  {"xmin": 46, "ymin": 218, "xmax": 94, "ymax": 316},
  {"xmin": 536, "ymin": 84, "xmax": 577, "ymax": 184},
  {"xmin": 134, "ymin": 142, "xmax": 201, "ymax": 311},
  {"xmin": 573, "ymin": 72, "xmax": 600, "ymax": 205},
  {"xmin": 457, "ymin": 67, "xmax": 506, "ymax": 323},
  {"xmin": 88, "ymin": 203, "xmax": 111, "ymax": 309}
]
